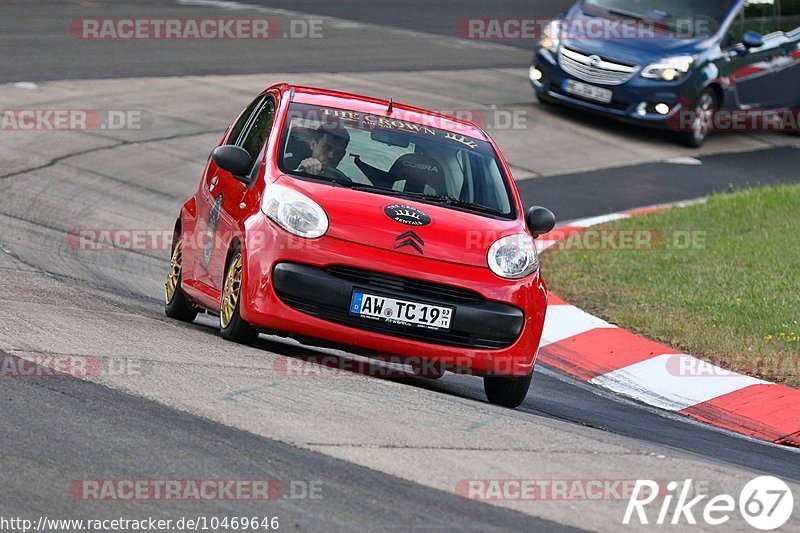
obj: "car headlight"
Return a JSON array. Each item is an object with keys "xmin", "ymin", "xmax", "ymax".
[
  {"xmin": 641, "ymin": 55, "xmax": 694, "ymax": 81},
  {"xmin": 487, "ymin": 234, "xmax": 539, "ymax": 279},
  {"xmin": 262, "ymin": 183, "xmax": 328, "ymax": 238},
  {"xmin": 540, "ymin": 20, "xmax": 561, "ymax": 53}
]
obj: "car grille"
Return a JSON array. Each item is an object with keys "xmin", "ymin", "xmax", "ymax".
[
  {"xmin": 281, "ymin": 298, "xmax": 515, "ymax": 350},
  {"xmin": 326, "ymin": 265, "xmax": 484, "ymax": 304},
  {"xmin": 559, "ymin": 46, "xmax": 638, "ymax": 86},
  {"xmin": 272, "ymin": 263, "xmax": 524, "ymax": 350}
]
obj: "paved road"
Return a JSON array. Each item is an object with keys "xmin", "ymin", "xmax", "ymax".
[
  {"xmin": 0, "ymin": 0, "xmax": 566, "ymax": 82},
  {"xmin": 2, "ymin": 1, "xmax": 800, "ymax": 531}
]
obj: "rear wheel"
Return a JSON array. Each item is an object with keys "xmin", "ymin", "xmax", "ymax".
[
  {"xmin": 675, "ymin": 89, "xmax": 716, "ymax": 148},
  {"xmin": 220, "ymin": 250, "xmax": 258, "ymax": 345},
  {"xmin": 484, "ymin": 371, "xmax": 533, "ymax": 408},
  {"xmin": 164, "ymin": 238, "xmax": 198, "ymax": 322}
]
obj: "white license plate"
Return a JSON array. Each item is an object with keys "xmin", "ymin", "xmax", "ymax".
[
  {"xmin": 563, "ymin": 79, "xmax": 613, "ymax": 103},
  {"xmin": 350, "ymin": 292, "xmax": 453, "ymax": 331}
]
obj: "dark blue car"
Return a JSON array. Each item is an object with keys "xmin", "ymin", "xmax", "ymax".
[{"xmin": 529, "ymin": 0, "xmax": 800, "ymax": 146}]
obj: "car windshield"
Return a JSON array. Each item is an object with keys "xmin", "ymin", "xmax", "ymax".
[
  {"xmin": 581, "ymin": 0, "xmax": 736, "ymax": 36},
  {"xmin": 278, "ymin": 103, "xmax": 515, "ymax": 218}
]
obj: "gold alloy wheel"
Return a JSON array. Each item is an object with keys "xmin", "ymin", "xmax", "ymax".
[
  {"xmin": 165, "ymin": 240, "xmax": 183, "ymax": 304},
  {"xmin": 221, "ymin": 253, "xmax": 243, "ymax": 328}
]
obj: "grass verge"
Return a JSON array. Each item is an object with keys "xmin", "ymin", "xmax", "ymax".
[{"xmin": 542, "ymin": 184, "xmax": 800, "ymax": 387}]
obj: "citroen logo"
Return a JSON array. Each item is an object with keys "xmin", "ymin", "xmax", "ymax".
[
  {"xmin": 394, "ymin": 230, "xmax": 424, "ymax": 255},
  {"xmin": 588, "ymin": 55, "xmax": 602, "ymax": 67}
]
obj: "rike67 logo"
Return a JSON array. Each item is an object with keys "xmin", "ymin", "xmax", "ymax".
[{"xmin": 624, "ymin": 476, "xmax": 794, "ymax": 530}]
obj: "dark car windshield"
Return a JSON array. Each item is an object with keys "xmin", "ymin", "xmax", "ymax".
[
  {"xmin": 278, "ymin": 103, "xmax": 515, "ymax": 218},
  {"xmin": 581, "ymin": 0, "xmax": 737, "ymax": 36}
]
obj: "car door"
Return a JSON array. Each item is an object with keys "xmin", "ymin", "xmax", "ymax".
[
  {"xmin": 208, "ymin": 95, "xmax": 277, "ymax": 293},
  {"xmin": 722, "ymin": 0, "xmax": 792, "ymax": 109},
  {"xmin": 193, "ymin": 94, "xmax": 276, "ymax": 292}
]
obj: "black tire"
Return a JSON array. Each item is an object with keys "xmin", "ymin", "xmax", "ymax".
[
  {"xmin": 164, "ymin": 238, "xmax": 198, "ymax": 323},
  {"xmin": 484, "ymin": 371, "xmax": 533, "ymax": 408},
  {"xmin": 675, "ymin": 88, "xmax": 716, "ymax": 148},
  {"xmin": 219, "ymin": 249, "xmax": 258, "ymax": 345}
]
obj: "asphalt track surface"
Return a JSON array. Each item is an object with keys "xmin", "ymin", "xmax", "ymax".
[{"xmin": 2, "ymin": 1, "xmax": 800, "ymax": 531}]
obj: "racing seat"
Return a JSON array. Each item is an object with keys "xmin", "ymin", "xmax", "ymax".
[{"xmin": 387, "ymin": 153, "xmax": 448, "ymax": 196}]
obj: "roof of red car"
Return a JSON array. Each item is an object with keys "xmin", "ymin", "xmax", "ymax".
[{"xmin": 285, "ymin": 85, "xmax": 489, "ymax": 141}]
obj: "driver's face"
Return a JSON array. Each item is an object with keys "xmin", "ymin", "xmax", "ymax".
[{"xmin": 310, "ymin": 133, "xmax": 347, "ymax": 166}]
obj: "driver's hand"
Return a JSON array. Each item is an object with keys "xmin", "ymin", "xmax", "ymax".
[{"xmin": 298, "ymin": 157, "xmax": 322, "ymax": 175}]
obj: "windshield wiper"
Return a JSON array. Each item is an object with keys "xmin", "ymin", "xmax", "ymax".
[
  {"xmin": 290, "ymin": 169, "xmax": 349, "ymax": 187},
  {"xmin": 421, "ymin": 195, "xmax": 505, "ymax": 215},
  {"xmin": 347, "ymin": 185, "xmax": 504, "ymax": 215}
]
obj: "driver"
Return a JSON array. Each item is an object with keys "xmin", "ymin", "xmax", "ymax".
[{"xmin": 297, "ymin": 123, "xmax": 350, "ymax": 176}]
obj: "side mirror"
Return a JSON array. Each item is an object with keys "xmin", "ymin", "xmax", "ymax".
[
  {"xmin": 742, "ymin": 31, "xmax": 764, "ymax": 49},
  {"xmin": 211, "ymin": 145, "xmax": 252, "ymax": 180},
  {"xmin": 526, "ymin": 206, "xmax": 556, "ymax": 237}
]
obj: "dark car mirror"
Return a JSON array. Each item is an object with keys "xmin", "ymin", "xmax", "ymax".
[
  {"xmin": 526, "ymin": 206, "xmax": 556, "ymax": 237},
  {"xmin": 742, "ymin": 31, "xmax": 764, "ymax": 49},
  {"xmin": 211, "ymin": 145, "xmax": 252, "ymax": 181}
]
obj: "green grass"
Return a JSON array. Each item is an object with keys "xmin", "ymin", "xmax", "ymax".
[{"xmin": 542, "ymin": 185, "xmax": 800, "ymax": 387}]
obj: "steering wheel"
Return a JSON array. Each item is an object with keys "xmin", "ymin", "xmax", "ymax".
[{"xmin": 318, "ymin": 165, "xmax": 351, "ymax": 183}]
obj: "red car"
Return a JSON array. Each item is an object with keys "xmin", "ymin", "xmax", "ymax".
[{"xmin": 164, "ymin": 84, "xmax": 555, "ymax": 407}]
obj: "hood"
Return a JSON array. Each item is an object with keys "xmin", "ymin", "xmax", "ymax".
[
  {"xmin": 561, "ymin": 5, "xmax": 715, "ymax": 65},
  {"xmin": 279, "ymin": 177, "xmax": 524, "ymax": 267}
]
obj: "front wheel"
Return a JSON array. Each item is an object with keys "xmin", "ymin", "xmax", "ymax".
[
  {"xmin": 164, "ymin": 238, "xmax": 198, "ymax": 322},
  {"xmin": 484, "ymin": 371, "xmax": 533, "ymax": 408},
  {"xmin": 675, "ymin": 89, "xmax": 716, "ymax": 148},
  {"xmin": 220, "ymin": 250, "xmax": 258, "ymax": 345}
]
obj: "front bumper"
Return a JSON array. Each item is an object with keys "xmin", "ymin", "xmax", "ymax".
[
  {"xmin": 530, "ymin": 48, "xmax": 691, "ymax": 128},
  {"xmin": 238, "ymin": 216, "xmax": 547, "ymax": 376}
]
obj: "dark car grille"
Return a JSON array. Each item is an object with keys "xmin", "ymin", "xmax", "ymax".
[
  {"xmin": 281, "ymin": 298, "xmax": 514, "ymax": 350},
  {"xmin": 325, "ymin": 265, "xmax": 484, "ymax": 304},
  {"xmin": 272, "ymin": 263, "xmax": 524, "ymax": 350}
]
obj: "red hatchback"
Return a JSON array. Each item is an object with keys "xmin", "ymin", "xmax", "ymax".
[{"xmin": 165, "ymin": 84, "xmax": 555, "ymax": 407}]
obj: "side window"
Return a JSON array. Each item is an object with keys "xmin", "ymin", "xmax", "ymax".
[
  {"xmin": 227, "ymin": 96, "xmax": 264, "ymax": 146},
  {"xmin": 780, "ymin": 0, "xmax": 800, "ymax": 33},
  {"xmin": 743, "ymin": 0, "xmax": 780, "ymax": 35},
  {"xmin": 726, "ymin": 0, "xmax": 785, "ymax": 46},
  {"xmin": 239, "ymin": 97, "xmax": 277, "ymax": 169}
]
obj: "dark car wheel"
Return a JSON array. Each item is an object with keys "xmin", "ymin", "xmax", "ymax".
[
  {"xmin": 675, "ymin": 89, "xmax": 716, "ymax": 148},
  {"xmin": 484, "ymin": 371, "xmax": 533, "ymax": 408},
  {"xmin": 164, "ymin": 238, "xmax": 198, "ymax": 323},
  {"xmin": 220, "ymin": 250, "xmax": 259, "ymax": 345}
]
